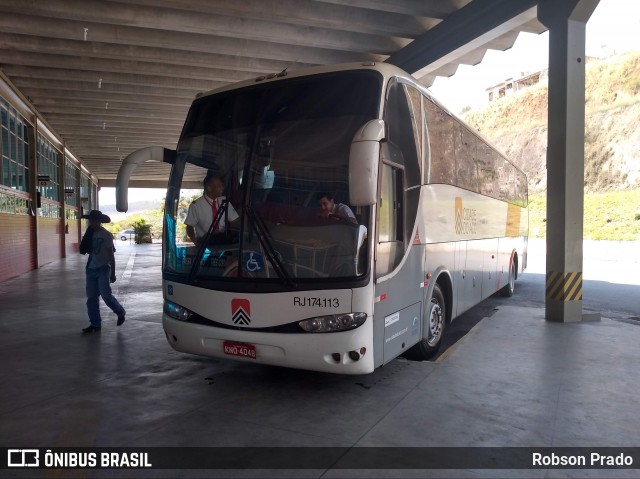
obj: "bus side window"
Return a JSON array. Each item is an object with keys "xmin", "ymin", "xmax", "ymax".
[
  {"xmin": 424, "ymin": 98, "xmax": 455, "ymax": 185},
  {"xmin": 454, "ymin": 122, "xmax": 479, "ymax": 193},
  {"xmin": 376, "ymin": 160, "xmax": 404, "ymax": 277}
]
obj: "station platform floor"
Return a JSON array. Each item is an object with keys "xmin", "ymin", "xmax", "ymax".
[{"xmin": 1, "ymin": 242, "xmax": 639, "ymax": 478}]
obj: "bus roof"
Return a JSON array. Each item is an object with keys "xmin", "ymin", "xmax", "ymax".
[{"xmin": 194, "ymin": 62, "xmax": 412, "ymax": 100}]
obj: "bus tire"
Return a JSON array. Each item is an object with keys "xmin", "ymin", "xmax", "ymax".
[
  {"xmin": 406, "ymin": 283, "xmax": 446, "ymax": 360},
  {"xmin": 500, "ymin": 260, "xmax": 516, "ymax": 297}
]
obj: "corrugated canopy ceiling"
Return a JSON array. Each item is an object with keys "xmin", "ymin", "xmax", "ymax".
[{"xmin": 0, "ymin": 0, "xmax": 545, "ymax": 185}]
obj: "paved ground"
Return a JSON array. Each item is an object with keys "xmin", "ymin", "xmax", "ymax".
[{"xmin": 0, "ymin": 241, "xmax": 639, "ymax": 478}]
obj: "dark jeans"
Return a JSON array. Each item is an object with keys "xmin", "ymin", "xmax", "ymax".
[{"xmin": 86, "ymin": 265, "xmax": 125, "ymax": 326}]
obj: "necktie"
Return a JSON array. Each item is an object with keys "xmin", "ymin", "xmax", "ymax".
[{"xmin": 211, "ymin": 199, "xmax": 220, "ymax": 233}]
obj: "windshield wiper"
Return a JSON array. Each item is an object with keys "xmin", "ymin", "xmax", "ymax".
[
  {"xmin": 245, "ymin": 206, "xmax": 295, "ymax": 288},
  {"xmin": 187, "ymin": 200, "xmax": 228, "ymax": 282}
]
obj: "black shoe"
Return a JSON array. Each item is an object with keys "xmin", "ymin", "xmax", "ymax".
[
  {"xmin": 82, "ymin": 325, "xmax": 101, "ymax": 333},
  {"xmin": 117, "ymin": 315, "xmax": 126, "ymax": 326}
]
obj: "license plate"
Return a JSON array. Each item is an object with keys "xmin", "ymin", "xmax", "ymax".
[{"xmin": 223, "ymin": 341, "xmax": 257, "ymax": 359}]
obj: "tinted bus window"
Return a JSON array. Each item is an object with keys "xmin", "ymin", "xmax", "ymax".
[{"xmin": 424, "ymin": 98, "xmax": 455, "ymax": 185}]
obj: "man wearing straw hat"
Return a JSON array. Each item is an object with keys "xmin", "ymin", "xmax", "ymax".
[{"xmin": 79, "ymin": 210, "xmax": 126, "ymax": 333}]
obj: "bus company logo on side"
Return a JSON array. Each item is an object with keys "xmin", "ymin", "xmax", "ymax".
[
  {"xmin": 231, "ymin": 299, "xmax": 251, "ymax": 325},
  {"xmin": 455, "ymin": 197, "xmax": 477, "ymax": 235}
]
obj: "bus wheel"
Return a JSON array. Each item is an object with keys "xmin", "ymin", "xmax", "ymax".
[
  {"xmin": 500, "ymin": 260, "xmax": 516, "ymax": 297},
  {"xmin": 406, "ymin": 284, "xmax": 446, "ymax": 360}
]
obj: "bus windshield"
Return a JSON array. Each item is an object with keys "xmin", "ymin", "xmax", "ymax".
[{"xmin": 163, "ymin": 70, "xmax": 381, "ymax": 285}]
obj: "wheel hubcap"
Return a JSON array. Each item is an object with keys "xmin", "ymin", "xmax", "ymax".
[{"xmin": 427, "ymin": 301, "xmax": 443, "ymax": 347}]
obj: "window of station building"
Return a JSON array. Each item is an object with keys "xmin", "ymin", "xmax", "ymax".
[
  {"xmin": 91, "ymin": 182, "xmax": 98, "ymax": 210},
  {"xmin": 81, "ymin": 176, "xmax": 99, "ymax": 215},
  {"xmin": 80, "ymin": 173, "xmax": 91, "ymax": 213},
  {"xmin": 0, "ymin": 191, "xmax": 29, "ymax": 215},
  {"xmin": 0, "ymin": 99, "xmax": 30, "ymax": 193},
  {"xmin": 37, "ymin": 134, "xmax": 61, "ymax": 203},
  {"xmin": 64, "ymin": 159, "xmax": 78, "ymax": 209}
]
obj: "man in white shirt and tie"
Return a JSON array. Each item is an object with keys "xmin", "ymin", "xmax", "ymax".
[{"xmin": 185, "ymin": 173, "xmax": 239, "ymax": 247}]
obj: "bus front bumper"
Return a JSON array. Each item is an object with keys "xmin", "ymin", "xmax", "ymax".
[{"xmin": 162, "ymin": 315, "xmax": 375, "ymax": 375}]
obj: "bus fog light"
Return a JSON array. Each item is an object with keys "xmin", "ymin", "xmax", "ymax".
[
  {"xmin": 331, "ymin": 353, "xmax": 341, "ymax": 363},
  {"xmin": 348, "ymin": 348, "xmax": 366, "ymax": 361},
  {"xmin": 298, "ymin": 313, "xmax": 366, "ymax": 333},
  {"xmin": 164, "ymin": 300, "xmax": 192, "ymax": 321}
]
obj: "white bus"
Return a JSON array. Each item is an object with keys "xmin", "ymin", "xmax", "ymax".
[{"xmin": 116, "ymin": 62, "xmax": 528, "ymax": 374}]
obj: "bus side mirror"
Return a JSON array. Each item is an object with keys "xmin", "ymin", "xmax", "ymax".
[
  {"xmin": 349, "ymin": 119, "xmax": 385, "ymax": 206},
  {"xmin": 115, "ymin": 146, "xmax": 176, "ymax": 212}
]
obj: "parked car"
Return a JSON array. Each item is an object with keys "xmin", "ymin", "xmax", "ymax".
[{"xmin": 118, "ymin": 229, "xmax": 135, "ymax": 241}]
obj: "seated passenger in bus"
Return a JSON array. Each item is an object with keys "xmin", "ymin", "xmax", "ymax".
[
  {"xmin": 185, "ymin": 173, "xmax": 239, "ymax": 246},
  {"xmin": 317, "ymin": 192, "xmax": 357, "ymax": 225}
]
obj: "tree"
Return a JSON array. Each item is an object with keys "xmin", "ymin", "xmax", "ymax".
[{"xmin": 131, "ymin": 218, "xmax": 152, "ymax": 244}]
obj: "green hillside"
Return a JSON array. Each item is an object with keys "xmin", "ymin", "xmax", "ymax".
[
  {"xmin": 463, "ymin": 51, "xmax": 640, "ymax": 240},
  {"xmin": 463, "ymin": 50, "xmax": 640, "ymax": 193},
  {"xmin": 529, "ymin": 190, "xmax": 640, "ymax": 240}
]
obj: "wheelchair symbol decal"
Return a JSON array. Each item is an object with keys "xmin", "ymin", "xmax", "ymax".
[{"xmin": 243, "ymin": 252, "xmax": 264, "ymax": 272}]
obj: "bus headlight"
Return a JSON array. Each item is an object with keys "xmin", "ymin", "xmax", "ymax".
[
  {"xmin": 164, "ymin": 300, "xmax": 191, "ymax": 321},
  {"xmin": 298, "ymin": 313, "xmax": 366, "ymax": 333}
]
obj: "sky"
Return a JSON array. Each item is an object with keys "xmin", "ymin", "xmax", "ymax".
[
  {"xmin": 100, "ymin": 186, "xmax": 167, "ymax": 206},
  {"xmin": 99, "ymin": 0, "xmax": 640, "ymax": 207},
  {"xmin": 429, "ymin": 0, "xmax": 640, "ymax": 113}
]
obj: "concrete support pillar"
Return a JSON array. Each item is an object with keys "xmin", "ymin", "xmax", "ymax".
[
  {"xmin": 75, "ymin": 160, "xmax": 82, "ymax": 243},
  {"xmin": 538, "ymin": 0, "xmax": 599, "ymax": 322},
  {"xmin": 60, "ymin": 143, "xmax": 67, "ymax": 258},
  {"xmin": 28, "ymin": 123, "xmax": 40, "ymax": 268}
]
